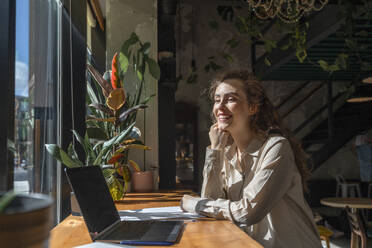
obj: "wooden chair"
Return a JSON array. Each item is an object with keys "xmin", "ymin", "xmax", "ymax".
[
  {"xmin": 317, "ymin": 225, "xmax": 333, "ymax": 248},
  {"xmin": 345, "ymin": 206, "xmax": 367, "ymax": 248}
]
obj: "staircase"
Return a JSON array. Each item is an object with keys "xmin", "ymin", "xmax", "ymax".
[{"xmin": 301, "ymin": 100, "xmax": 372, "ymax": 171}]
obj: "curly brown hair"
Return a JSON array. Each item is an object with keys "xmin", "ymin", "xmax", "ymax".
[{"xmin": 209, "ymin": 69, "xmax": 311, "ymax": 192}]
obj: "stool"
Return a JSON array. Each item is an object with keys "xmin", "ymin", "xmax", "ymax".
[
  {"xmin": 317, "ymin": 225, "xmax": 333, "ymax": 248},
  {"xmin": 335, "ymin": 174, "xmax": 362, "ymax": 197}
]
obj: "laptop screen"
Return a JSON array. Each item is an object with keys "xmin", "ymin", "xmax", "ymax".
[{"xmin": 65, "ymin": 166, "xmax": 120, "ymax": 235}]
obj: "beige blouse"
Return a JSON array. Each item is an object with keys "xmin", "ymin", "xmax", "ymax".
[{"xmin": 183, "ymin": 135, "xmax": 322, "ymax": 248}]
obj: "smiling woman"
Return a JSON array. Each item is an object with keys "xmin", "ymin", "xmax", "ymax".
[{"xmin": 181, "ymin": 69, "xmax": 321, "ymax": 248}]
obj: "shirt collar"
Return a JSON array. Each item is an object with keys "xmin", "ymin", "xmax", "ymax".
[{"xmin": 224, "ymin": 136, "xmax": 264, "ymax": 161}]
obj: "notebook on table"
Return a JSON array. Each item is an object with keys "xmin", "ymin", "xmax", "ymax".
[{"xmin": 65, "ymin": 166, "xmax": 184, "ymax": 245}]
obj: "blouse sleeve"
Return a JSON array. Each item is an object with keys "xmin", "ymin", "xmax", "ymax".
[
  {"xmin": 194, "ymin": 139, "xmax": 295, "ymax": 224},
  {"xmin": 200, "ymin": 147, "xmax": 226, "ymax": 199}
]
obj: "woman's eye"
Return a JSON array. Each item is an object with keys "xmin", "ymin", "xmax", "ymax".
[
  {"xmin": 228, "ymin": 97, "xmax": 236, "ymax": 102},
  {"xmin": 214, "ymin": 98, "xmax": 220, "ymax": 103}
]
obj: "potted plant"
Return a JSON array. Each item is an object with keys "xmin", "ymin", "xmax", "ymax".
[
  {"xmin": 0, "ymin": 191, "xmax": 53, "ymax": 248},
  {"xmin": 45, "ymin": 32, "xmax": 160, "ymax": 200}
]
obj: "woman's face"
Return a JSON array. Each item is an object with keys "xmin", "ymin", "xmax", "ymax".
[{"xmin": 213, "ymin": 79, "xmax": 254, "ymax": 133}]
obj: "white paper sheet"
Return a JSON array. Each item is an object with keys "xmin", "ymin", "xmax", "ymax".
[
  {"xmin": 73, "ymin": 241, "xmax": 134, "ymax": 248},
  {"xmin": 118, "ymin": 206, "xmax": 203, "ymax": 221}
]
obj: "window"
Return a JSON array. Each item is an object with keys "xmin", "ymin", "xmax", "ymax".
[{"xmin": 14, "ymin": 0, "xmax": 61, "ymax": 223}]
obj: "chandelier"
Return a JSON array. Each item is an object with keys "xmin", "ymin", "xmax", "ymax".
[{"xmin": 246, "ymin": 0, "xmax": 329, "ymax": 23}]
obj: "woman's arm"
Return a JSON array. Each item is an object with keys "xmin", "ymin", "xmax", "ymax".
[{"xmin": 200, "ymin": 147, "xmax": 226, "ymax": 199}]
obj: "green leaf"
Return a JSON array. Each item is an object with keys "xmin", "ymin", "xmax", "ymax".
[
  {"xmin": 86, "ymin": 64, "xmax": 113, "ymax": 98},
  {"xmin": 0, "ymin": 191, "xmax": 17, "ymax": 213},
  {"xmin": 222, "ymin": 53, "xmax": 233, "ymax": 63},
  {"xmin": 146, "ymin": 58, "xmax": 161, "ymax": 80},
  {"xmin": 45, "ymin": 144, "xmax": 62, "ymax": 161},
  {"xmin": 210, "ymin": 61, "xmax": 222, "ymax": 71},
  {"xmin": 226, "ymin": 38, "xmax": 239, "ymax": 48},
  {"xmin": 318, "ymin": 60, "xmax": 329, "ymax": 71},
  {"xmin": 87, "ymin": 127, "xmax": 108, "ymax": 140},
  {"xmin": 186, "ymin": 74, "xmax": 197, "ymax": 84},
  {"xmin": 356, "ymin": 30, "xmax": 369, "ymax": 36},
  {"xmin": 204, "ymin": 64, "xmax": 210, "ymax": 73},
  {"xmin": 280, "ymin": 43, "xmax": 291, "ymax": 51},
  {"xmin": 60, "ymin": 149, "xmax": 82, "ymax": 167},
  {"xmin": 296, "ymin": 48, "xmax": 307, "ymax": 63},
  {"xmin": 140, "ymin": 93, "xmax": 156, "ymax": 105},
  {"xmin": 46, "ymin": 144, "xmax": 82, "ymax": 167},
  {"xmin": 121, "ymin": 32, "xmax": 139, "ymax": 56},
  {"xmin": 119, "ymin": 104, "xmax": 148, "ymax": 123},
  {"xmin": 264, "ymin": 39, "xmax": 277, "ymax": 53},
  {"xmin": 94, "ymin": 123, "xmax": 136, "ymax": 165},
  {"xmin": 335, "ymin": 53, "xmax": 348, "ymax": 70},
  {"xmin": 119, "ymin": 52, "xmax": 129, "ymax": 75},
  {"xmin": 264, "ymin": 56, "xmax": 271, "ymax": 66},
  {"xmin": 89, "ymin": 103, "xmax": 113, "ymax": 116},
  {"xmin": 136, "ymin": 70, "xmax": 143, "ymax": 82},
  {"xmin": 140, "ymin": 42, "xmax": 151, "ymax": 55},
  {"xmin": 209, "ymin": 20, "xmax": 219, "ymax": 30},
  {"xmin": 86, "ymin": 80, "xmax": 99, "ymax": 105},
  {"xmin": 328, "ymin": 64, "xmax": 340, "ymax": 73}
]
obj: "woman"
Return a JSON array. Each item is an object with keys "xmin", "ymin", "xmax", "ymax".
[{"xmin": 181, "ymin": 70, "xmax": 321, "ymax": 248}]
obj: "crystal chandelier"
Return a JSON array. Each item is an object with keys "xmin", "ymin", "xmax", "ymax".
[{"xmin": 246, "ymin": 0, "xmax": 329, "ymax": 23}]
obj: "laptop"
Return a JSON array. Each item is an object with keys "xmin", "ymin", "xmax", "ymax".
[{"xmin": 65, "ymin": 166, "xmax": 184, "ymax": 245}]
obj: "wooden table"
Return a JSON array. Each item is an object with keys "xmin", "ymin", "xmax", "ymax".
[
  {"xmin": 50, "ymin": 190, "xmax": 263, "ymax": 248},
  {"xmin": 321, "ymin": 197, "xmax": 372, "ymax": 248},
  {"xmin": 321, "ymin": 197, "xmax": 372, "ymax": 209}
]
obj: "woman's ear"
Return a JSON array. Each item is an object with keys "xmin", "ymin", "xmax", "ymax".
[{"xmin": 248, "ymin": 105, "xmax": 258, "ymax": 115}]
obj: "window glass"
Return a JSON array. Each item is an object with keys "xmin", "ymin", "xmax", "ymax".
[{"xmin": 14, "ymin": 0, "xmax": 61, "ymax": 220}]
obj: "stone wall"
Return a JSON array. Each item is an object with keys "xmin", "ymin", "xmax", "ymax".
[{"xmin": 106, "ymin": 0, "xmax": 159, "ymax": 184}]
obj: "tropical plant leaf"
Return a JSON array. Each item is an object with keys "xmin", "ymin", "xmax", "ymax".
[
  {"xmin": 140, "ymin": 42, "xmax": 151, "ymax": 55},
  {"xmin": 89, "ymin": 103, "xmax": 113, "ymax": 116},
  {"xmin": 86, "ymin": 127, "xmax": 108, "ymax": 140},
  {"xmin": 140, "ymin": 94, "xmax": 155, "ymax": 105},
  {"xmin": 121, "ymin": 32, "xmax": 139, "ymax": 57},
  {"xmin": 128, "ymin": 160, "xmax": 141, "ymax": 172},
  {"xmin": 119, "ymin": 52, "xmax": 129, "ymax": 75},
  {"xmin": 106, "ymin": 88, "xmax": 126, "ymax": 112},
  {"xmin": 111, "ymin": 53, "xmax": 122, "ymax": 89},
  {"xmin": 86, "ymin": 79, "xmax": 99, "ymax": 104},
  {"xmin": 120, "ymin": 144, "xmax": 151, "ymax": 151},
  {"xmin": 108, "ymin": 154, "xmax": 124, "ymax": 164},
  {"xmin": 87, "ymin": 64, "xmax": 113, "ymax": 97},
  {"xmin": 318, "ymin": 60, "xmax": 329, "ymax": 71},
  {"xmin": 0, "ymin": 191, "xmax": 17, "ymax": 213},
  {"xmin": 146, "ymin": 57, "xmax": 161, "ymax": 80},
  {"xmin": 94, "ymin": 123, "xmax": 135, "ymax": 165},
  {"xmin": 118, "ymin": 104, "xmax": 148, "ymax": 123},
  {"xmin": 46, "ymin": 144, "xmax": 83, "ymax": 167},
  {"xmin": 87, "ymin": 116, "xmax": 116, "ymax": 122},
  {"xmin": 136, "ymin": 70, "xmax": 143, "ymax": 82},
  {"xmin": 7, "ymin": 139, "xmax": 16, "ymax": 155}
]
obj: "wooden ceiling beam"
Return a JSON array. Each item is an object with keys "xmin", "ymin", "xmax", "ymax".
[{"xmin": 89, "ymin": 0, "xmax": 104, "ymax": 31}]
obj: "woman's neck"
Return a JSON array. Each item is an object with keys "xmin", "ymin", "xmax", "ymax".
[{"xmin": 230, "ymin": 127, "xmax": 255, "ymax": 155}]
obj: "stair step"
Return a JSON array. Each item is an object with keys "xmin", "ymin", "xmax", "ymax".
[{"xmin": 302, "ymin": 138, "xmax": 329, "ymax": 145}]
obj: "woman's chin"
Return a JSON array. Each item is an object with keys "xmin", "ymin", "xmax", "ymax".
[{"xmin": 218, "ymin": 122, "xmax": 231, "ymax": 131}]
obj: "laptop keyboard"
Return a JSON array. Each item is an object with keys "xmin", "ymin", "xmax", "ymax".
[{"xmin": 98, "ymin": 220, "xmax": 183, "ymax": 242}]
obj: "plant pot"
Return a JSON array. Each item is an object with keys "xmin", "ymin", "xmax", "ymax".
[
  {"xmin": 131, "ymin": 171, "xmax": 154, "ymax": 193},
  {"xmin": 0, "ymin": 193, "xmax": 53, "ymax": 248}
]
